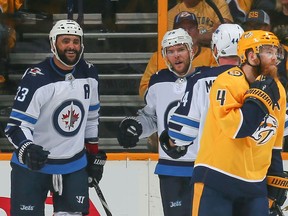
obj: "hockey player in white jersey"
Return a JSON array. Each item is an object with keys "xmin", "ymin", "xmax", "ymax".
[
  {"xmin": 161, "ymin": 23, "xmax": 244, "ymax": 152},
  {"xmin": 117, "ymin": 28, "xmax": 197, "ymax": 216},
  {"xmin": 5, "ymin": 20, "xmax": 106, "ymax": 216}
]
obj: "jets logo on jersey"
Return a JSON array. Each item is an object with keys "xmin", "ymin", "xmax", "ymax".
[
  {"xmin": 164, "ymin": 100, "xmax": 180, "ymax": 128},
  {"xmin": 53, "ymin": 100, "xmax": 85, "ymax": 136},
  {"xmin": 251, "ymin": 115, "xmax": 278, "ymax": 145},
  {"xmin": 27, "ymin": 67, "xmax": 44, "ymax": 76}
]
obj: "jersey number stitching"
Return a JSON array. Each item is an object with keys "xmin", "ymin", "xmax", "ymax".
[{"xmin": 216, "ymin": 89, "xmax": 226, "ymax": 105}]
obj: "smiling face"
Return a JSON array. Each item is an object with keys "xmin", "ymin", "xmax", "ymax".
[
  {"xmin": 54, "ymin": 35, "xmax": 82, "ymax": 69},
  {"xmin": 165, "ymin": 44, "xmax": 192, "ymax": 76}
]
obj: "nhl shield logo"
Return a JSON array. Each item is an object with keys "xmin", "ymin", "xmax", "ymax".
[{"xmin": 53, "ymin": 100, "xmax": 85, "ymax": 136}]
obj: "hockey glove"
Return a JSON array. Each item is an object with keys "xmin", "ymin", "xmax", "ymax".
[
  {"xmin": 87, "ymin": 150, "xmax": 107, "ymax": 187},
  {"xmin": 267, "ymin": 172, "xmax": 288, "ymax": 208},
  {"xmin": 159, "ymin": 130, "xmax": 188, "ymax": 159},
  {"xmin": 117, "ymin": 117, "xmax": 143, "ymax": 148},
  {"xmin": 244, "ymin": 76, "xmax": 280, "ymax": 114},
  {"xmin": 17, "ymin": 141, "xmax": 50, "ymax": 171}
]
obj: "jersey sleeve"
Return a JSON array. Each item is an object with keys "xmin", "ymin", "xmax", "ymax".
[
  {"xmin": 209, "ymin": 70, "xmax": 248, "ymax": 139},
  {"xmin": 84, "ymin": 75, "xmax": 100, "ymax": 140},
  {"xmin": 216, "ymin": 0, "xmax": 234, "ymax": 22},
  {"xmin": 138, "ymin": 81, "xmax": 158, "ymax": 138},
  {"xmin": 5, "ymin": 67, "xmax": 50, "ymax": 147}
]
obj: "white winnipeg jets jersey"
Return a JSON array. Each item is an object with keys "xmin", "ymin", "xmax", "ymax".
[
  {"xmin": 137, "ymin": 68, "xmax": 199, "ymax": 177},
  {"xmin": 5, "ymin": 58, "xmax": 100, "ymax": 174},
  {"xmin": 168, "ymin": 65, "xmax": 235, "ymax": 160}
]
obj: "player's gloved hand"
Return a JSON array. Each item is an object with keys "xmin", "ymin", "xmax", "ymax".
[
  {"xmin": 244, "ymin": 76, "xmax": 280, "ymax": 114},
  {"xmin": 87, "ymin": 150, "xmax": 107, "ymax": 187},
  {"xmin": 267, "ymin": 172, "xmax": 288, "ymax": 208},
  {"xmin": 159, "ymin": 130, "xmax": 188, "ymax": 159},
  {"xmin": 17, "ymin": 141, "xmax": 50, "ymax": 171},
  {"xmin": 117, "ymin": 117, "xmax": 143, "ymax": 148}
]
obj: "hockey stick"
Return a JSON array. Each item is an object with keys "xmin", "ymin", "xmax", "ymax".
[
  {"xmin": 205, "ymin": 0, "xmax": 225, "ymax": 24},
  {"xmin": 91, "ymin": 178, "xmax": 113, "ymax": 216},
  {"xmin": 273, "ymin": 203, "xmax": 285, "ymax": 216}
]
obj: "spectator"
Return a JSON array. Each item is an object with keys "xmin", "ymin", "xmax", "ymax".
[
  {"xmin": 270, "ymin": 0, "xmax": 288, "ymax": 47},
  {"xmin": 226, "ymin": 0, "xmax": 253, "ymax": 24},
  {"xmin": 168, "ymin": 0, "xmax": 233, "ymax": 47},
  {"xmin": 139, "ymin": 11, "xmax": 217, "ymax": 98},
  {"xmin": 242, "ymin": 9, "xmax": 271, "ymax": 31},
  {"xmin": 0, "ymin": 0, "xmax": 23, "ymax": 83}
]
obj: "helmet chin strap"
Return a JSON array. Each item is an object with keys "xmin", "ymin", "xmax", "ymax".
[
  {"xmin": 165, "ymin": 48, "xmax": 194, "ymax": 78},
  {"xmin": 51, "ymin": 44, "xmax": 84, "ymax": 68},
  {"xmin": 246, "ymin": 54, "xmax": 262, "ymax": 76}
]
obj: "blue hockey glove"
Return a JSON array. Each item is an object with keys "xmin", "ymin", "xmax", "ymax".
[
  {"xmin": 159, "ymin": 130, "xmax": 188, "ymax": 159},
  {"xmin": 117, "ymin": 117, "xmax": 143, "ymax": 148},
  {"xmin": 17, "ymin": 141, "xmax": 50, "ymax": 171},
  {"xmin": 87, "ymin": 150, "xmax": 107, "ymax": 187}
]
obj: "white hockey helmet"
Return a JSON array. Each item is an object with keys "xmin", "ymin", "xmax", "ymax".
[
  {"xmin": 161, "ymin": 28, "xmax": 194, "ymax": 76},
  {"xmin": 49, "ymin": 19, "xmax": 84, "ymax": 67},
  {"xmin": 211, "ymin": 23, "xmax": 244, "ymax": 62},
  {"xmin": 162, "ymin": 28, "xmax": 193, "ymax": 56}
]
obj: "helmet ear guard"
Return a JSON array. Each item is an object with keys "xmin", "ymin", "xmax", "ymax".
[{"xmin": 49, "ymin": 19, "xmax": 84, "ymax": 67}]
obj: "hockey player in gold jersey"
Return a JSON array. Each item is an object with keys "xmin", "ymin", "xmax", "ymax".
[{"xmin": 191, "ymin": 30, "xmax": 286, "ymax": 216}]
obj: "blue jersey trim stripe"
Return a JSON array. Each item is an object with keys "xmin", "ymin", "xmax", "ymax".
[
  {"xmin": 169, "ymin": 130, "xmax": 195, "ymax": 142},
  {"xmin": 170, "ymin": 115, "xmax": 199, "ymax": 128},
  {"xmin": 11, "ymin": 153, "xmax": 87, "ymax": 174},
  {"xmin": 154, "ymin": 163, "xmax": 194, "ymax": 177},
  {"xmin": 10, "ymin": 110, "xmax": 37, "ymax": 124},
  {"xmin": 89, "ymin": 103, "xmax": 100, "ymax": 111}
]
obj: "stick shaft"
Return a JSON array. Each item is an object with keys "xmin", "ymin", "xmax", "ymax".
[{"xmin": 93, "ymin": 181, "xmax": 112, "ymax": 216}]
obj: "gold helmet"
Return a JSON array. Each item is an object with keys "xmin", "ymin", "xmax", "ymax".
[{"xmin": 237, "ymin": 30, "xmax": 280, "ymax": 64}]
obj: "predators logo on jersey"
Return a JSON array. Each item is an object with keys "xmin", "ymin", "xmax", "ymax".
[
  {"xmin": 228, "ymin": 70, "xmax": 243, "ymax": 77},
  {"xmin": 251, "ymin": 114, "xmax": 278, "ymax": 145}
]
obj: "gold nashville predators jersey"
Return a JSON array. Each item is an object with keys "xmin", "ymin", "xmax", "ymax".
[{"xmin": 192, "ymin": 67, "xmax": 286, "ymax": 196}]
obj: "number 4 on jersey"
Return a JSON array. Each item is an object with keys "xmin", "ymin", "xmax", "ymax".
[{"xmin": 216, "ymin": 89, "xmax": 226, "ymax": 105}]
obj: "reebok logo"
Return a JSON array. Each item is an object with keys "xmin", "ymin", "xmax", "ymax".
[{"xmin": 20, "ymin": 205, "xmax": 35, "ymax": 211}]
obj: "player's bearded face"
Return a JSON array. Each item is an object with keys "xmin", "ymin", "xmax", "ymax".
[
  {"xmin": 166, "ymin": 45, "xmax": 191, "ymax": 76},
  {"xmin": 57, "ymin": 47, "xmax": 81, "ymax": 66},
  {"xmin": 259, "ymin": 45, "xmax": 280, "ymax": 78}
]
